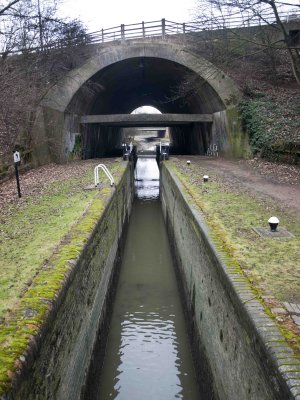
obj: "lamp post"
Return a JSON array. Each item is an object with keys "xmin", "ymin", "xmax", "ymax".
[{"xmin": 13, "ymin": 151, "xmax": 21, "ymax": 198}]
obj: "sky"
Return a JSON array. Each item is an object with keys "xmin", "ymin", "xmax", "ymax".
[
  {"xmin": 57, "ymin": 0, "xmax": 300, "ymax": 34},
  {"xmin": 58, "ymin": 0, "xmax": 197, "ymax": 32}
]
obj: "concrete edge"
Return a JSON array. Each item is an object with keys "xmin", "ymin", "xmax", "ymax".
[{"xmin": 162, "ymin": 162, "xmax": 300, "ymax": 399}]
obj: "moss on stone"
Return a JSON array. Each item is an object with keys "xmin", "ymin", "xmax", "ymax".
[
  {"xmin": 226, "ymin": 107, "xmax": 251, "ymax": 158},
  {"xmin": 0, "ymin": 161, "xmax": 127, "ymax": 395},
  {"xmin": 167, "ymin": 160, "xmax": 300, "ymax": 354}
]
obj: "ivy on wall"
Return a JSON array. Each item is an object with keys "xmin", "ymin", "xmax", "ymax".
[{"xmin": 239, "ymin": 92, "xmax": 300, "ymax": 161}]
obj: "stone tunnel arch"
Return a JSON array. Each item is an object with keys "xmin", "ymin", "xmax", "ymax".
[{"xmin": 32, "ymin": 40, "xmax": 249, "ymax": 164}]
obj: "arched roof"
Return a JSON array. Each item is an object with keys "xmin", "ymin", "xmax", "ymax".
[{"xmin": 41, "ymin": 40, "xmax": 241, "ymax": 114}]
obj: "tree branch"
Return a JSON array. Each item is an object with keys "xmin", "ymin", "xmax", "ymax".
[{"xmin": 0, "ymin": 0, "xmax": 20, "ymax": 16}]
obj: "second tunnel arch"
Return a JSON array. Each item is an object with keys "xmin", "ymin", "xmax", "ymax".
[{"xmin": 34, "ymin": 40, "xmax": 249, "ymax": 163}]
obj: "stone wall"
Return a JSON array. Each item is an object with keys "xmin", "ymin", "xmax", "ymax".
[
  {"xmin": 212, "ymin": 108, "xmax": 251, "ymax": 158},
  {"xmin": 160, "ymin": 163, "xmax": 300, "ymax": 400},
  {"xmin": 5, "ymin": 164, "xmax": 134, "ymax": 400}
]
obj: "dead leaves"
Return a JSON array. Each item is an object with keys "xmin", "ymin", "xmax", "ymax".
[{"xmin": 246, "ymin": 158, "xmax": 300, "ymax": 185}]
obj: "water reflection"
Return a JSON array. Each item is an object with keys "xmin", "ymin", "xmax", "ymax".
[
  {"xmin": 96, "ymin": 158, "xmax": 200, "ymax": 400},
  {"xmin": 134, "ymin": 156, "xmax": 159, "ymax": 200},
  {"xmin": 113, "ymin": 309, "xmax": 182, "ymax": 399}
]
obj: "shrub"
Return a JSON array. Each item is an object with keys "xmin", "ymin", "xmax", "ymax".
[{"xmin": 239, "ymin": 93, "xmax": 300, "ymax": 161}]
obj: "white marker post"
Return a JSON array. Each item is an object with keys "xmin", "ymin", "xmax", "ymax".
[
  {"xmin": 13, "ymin": 151, "xmax": 21, "ymax": 198},
  {"xmin": 268, "ymin": 216, "xmax": 279, "ymax": 232}
]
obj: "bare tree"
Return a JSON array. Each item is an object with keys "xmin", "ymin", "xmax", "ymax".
[
  {"xmin": 193, "ymin": 0, "xmax": 300, "ymax": 83},
  {"xmin": 0, "ymin": 0, "xmax": 87, "ymax": 174},
  {"xmin": 0, "ymin": 0, "xmax": 86, "ymax": 54},
  {"xmin": 0, "ymin": 0, "xmax": 20, "ymax": 16}
]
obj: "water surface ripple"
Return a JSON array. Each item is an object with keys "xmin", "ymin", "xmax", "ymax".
[{"xmin": 96, "ymin": 157, "xmax": 200, "ymax": 399}]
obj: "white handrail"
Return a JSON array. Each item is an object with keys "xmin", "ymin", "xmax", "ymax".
[{"xmin": 94, "ymin": 164, "xmax": 115, "ymax": 187}]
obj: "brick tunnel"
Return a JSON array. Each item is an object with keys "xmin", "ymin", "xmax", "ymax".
[{"xmin": 32, "ymin": 40, "xmax": 247, "ymax": 164}]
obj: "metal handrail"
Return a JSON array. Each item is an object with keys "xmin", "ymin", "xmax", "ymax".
[
  {"xmin": 94, "ymin": 164, "xmax": 114, "ymax": 187},
  {"xmin": 2, "ymin": 9, "xmax": 299, "ymax": 55}
]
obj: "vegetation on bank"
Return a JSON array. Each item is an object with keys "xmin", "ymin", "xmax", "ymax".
[
  {"xmin": 186, "ymin": 4, "xmax": 300, "ymax": 162},
  {"xmin": 239, "ymin": 91, "xmax": 300, "ymax": 161},
  {"xmin": 0, "ymin": 159, "xmax": 126, "ymax": 393},
  {"xmin": 167, "ymin": 159, "xmax": 300, "ymax": 350}
]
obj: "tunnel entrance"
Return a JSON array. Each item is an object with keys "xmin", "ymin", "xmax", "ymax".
[
  {"xmin": 76, "ymin": 56, "xmax": 219, "ymax": 159},
  {"xmin": 37, "ymin": 41, "xmax": 245, "ymax": 164},
  {"xmin": 123, "ymin": 106, "xmax": 166, "ymax": 156}
]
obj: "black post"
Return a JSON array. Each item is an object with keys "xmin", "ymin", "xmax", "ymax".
[
  {"xmin": 15, "ymin": 163, "xmax": 21, "ymax": 198},
  {"xmin": 162, "ymin": 18, "xmax": 166, "ymax": 39},
  {"xmin": 121, "ymin": 24, "xmax": 125, "ymax": 42}
]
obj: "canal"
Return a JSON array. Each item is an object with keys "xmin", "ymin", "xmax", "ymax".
[{"xmin": 87, "ymin": 157, "xmax": 200, "ymax": 399}]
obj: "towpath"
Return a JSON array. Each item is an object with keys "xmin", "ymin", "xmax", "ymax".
[{"xmin": 179, "ymin": 156, "xmax": 300, "ymax": 214}]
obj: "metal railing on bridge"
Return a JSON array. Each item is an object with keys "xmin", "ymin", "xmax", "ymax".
[
  {"xmin": 86, "ymin": 9, "xmax": 300, "ymax": 45},
  {"xmin": 3, "ymin": 8, "xmax": 300, "ymax": 54}
]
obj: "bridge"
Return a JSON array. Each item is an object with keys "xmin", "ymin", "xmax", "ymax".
[
  {"xmin": 32, "ymin": 38, "xmax": 243, "ymax": 163},
  {"xmin": 29, "ymin": 11, "xmax": 299, "ymax": 164},
  {"xmin": 80, "ymin": 114, "xmax": 214, "ymax": 126}
]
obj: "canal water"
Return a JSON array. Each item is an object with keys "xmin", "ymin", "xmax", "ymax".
[{"xmin": 93, "ymin": 157, "xmax": 200, "ymax": 399}]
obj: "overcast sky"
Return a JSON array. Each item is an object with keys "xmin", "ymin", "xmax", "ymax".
[
  {"xmin": 57, "ymin": 0, "xmax": 300, "ymax": 33},
  {"xmin": 58, "ymin": 0, "xmax": 197, "ymax": 32}
]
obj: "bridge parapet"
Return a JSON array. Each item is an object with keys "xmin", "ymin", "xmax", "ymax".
[
  {"xmin": 86, "ymin": 10, "xmax": 300, "ymax": 46},
  {"xmin": 3, "ymin": 9, "xmax": 300, "ymax": 55}
]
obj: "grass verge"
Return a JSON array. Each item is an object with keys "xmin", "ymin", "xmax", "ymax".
[
  {"xmin": 167, "ymin": 159, "xmax": 300, "ymax": 352},
  {"xmin": 0, "ymin": 160, "xmax": 126, "ymax": 393}
]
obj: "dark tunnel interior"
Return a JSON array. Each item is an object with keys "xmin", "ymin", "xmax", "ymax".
[{"xmin": 66, "ymin": 56, "xmax": 226, "ymax": 158}]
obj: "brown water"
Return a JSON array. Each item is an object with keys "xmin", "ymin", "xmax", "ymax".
[{"xmin": 93, "ymin": 157, "xmax": 200, "ymax": 399}]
